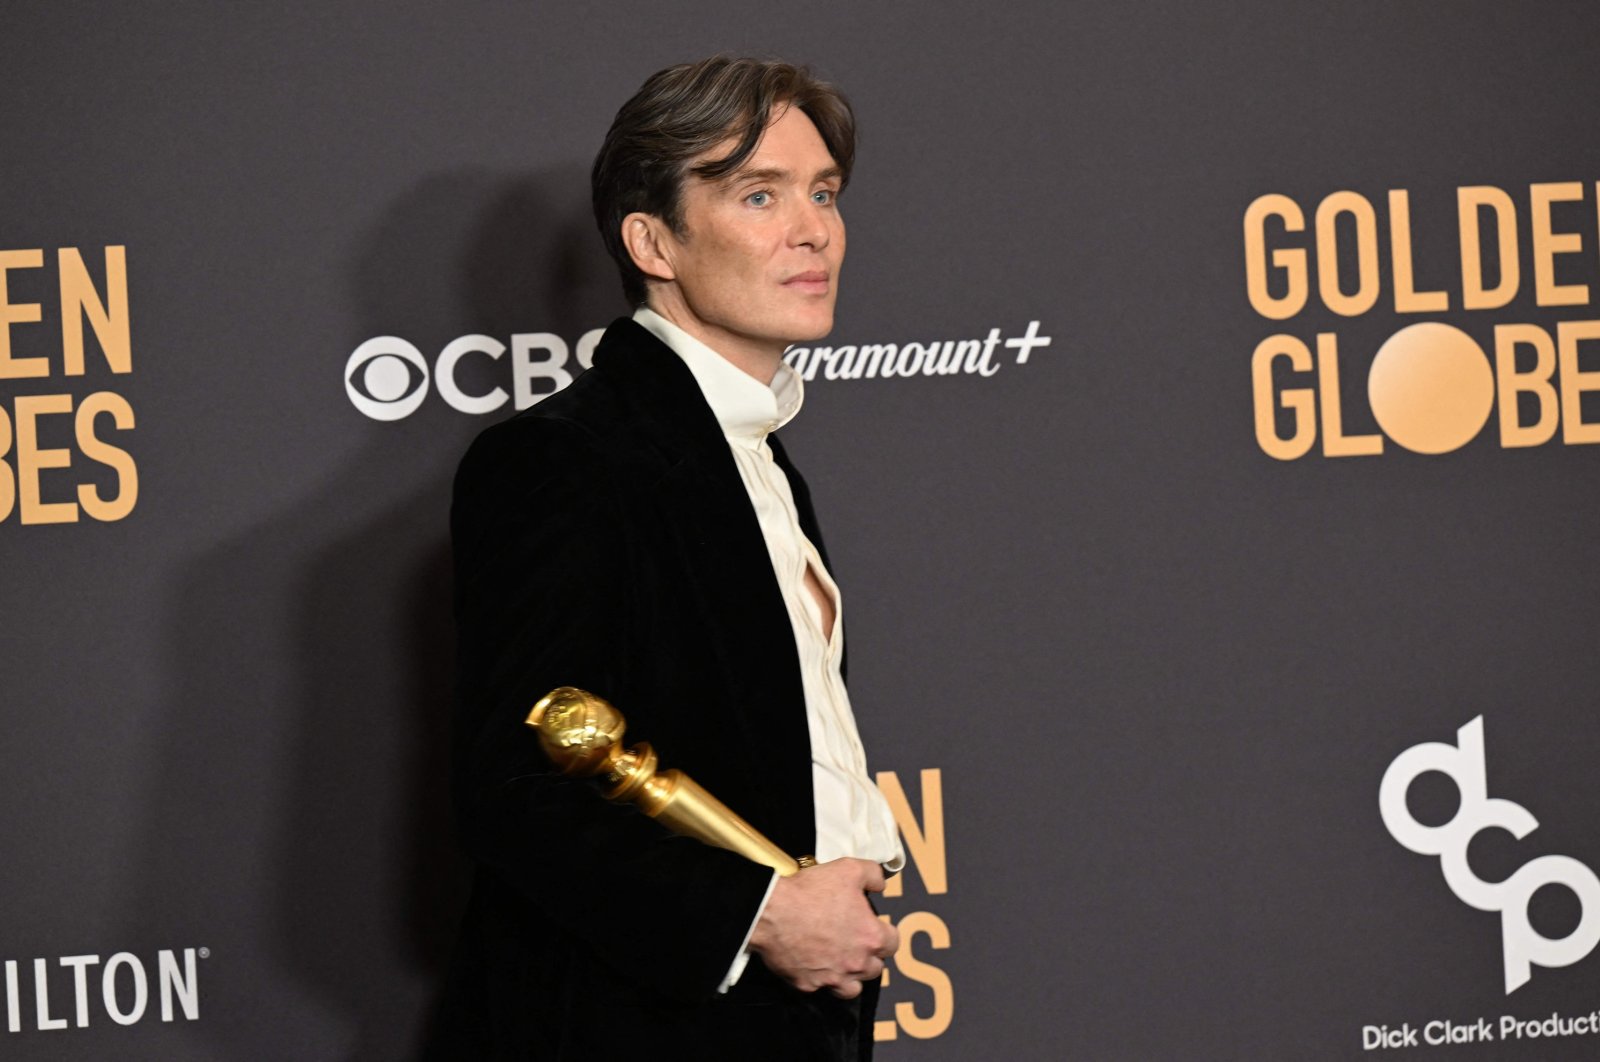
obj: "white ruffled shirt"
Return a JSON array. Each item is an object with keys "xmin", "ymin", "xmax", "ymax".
[{"xmin": 633, "ymin": 306, "xmax": 905, "ymax": 990}]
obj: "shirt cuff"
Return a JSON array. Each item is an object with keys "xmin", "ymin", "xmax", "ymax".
[{"xmin": 716, "ymin": 869, "xmax": 780, "ymax": 994}]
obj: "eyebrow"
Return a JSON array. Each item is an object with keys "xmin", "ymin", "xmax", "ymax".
[{"xmin": 724, "ymin": 165, "xmax": 844, "ymax": 186}]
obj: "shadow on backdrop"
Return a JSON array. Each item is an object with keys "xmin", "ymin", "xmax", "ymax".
[{"xmin": 130, "ymin": 166, "xmax": 623, "ymax": 1061}]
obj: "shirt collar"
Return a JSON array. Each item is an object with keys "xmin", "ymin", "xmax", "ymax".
[{"xmin": 633, "ymin": 305, "xmax": 802, "ymax": 442}]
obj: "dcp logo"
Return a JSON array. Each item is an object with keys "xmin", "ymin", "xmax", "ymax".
[{"xmin": 1380, "ymin": 716, "xmax": 1600, "ymax": 993}]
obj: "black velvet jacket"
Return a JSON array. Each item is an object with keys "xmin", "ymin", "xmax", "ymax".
[{"xmin": 430, "ymin": 318, "xmax": 875, "ymax": 1060}]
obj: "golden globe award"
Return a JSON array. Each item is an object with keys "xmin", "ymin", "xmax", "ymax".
[{"xmin": 525, "ymin": 687, "xmax": 809, "ymax": 877}]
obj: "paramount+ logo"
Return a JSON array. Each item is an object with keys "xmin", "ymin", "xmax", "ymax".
[
  {"xmin": 1243, "ymin": 182, "xmax": 1600, "ymax": 459},
  {"xmin": 1380, "ymin": 717, "xmax": 1600, "ymax": 994}
]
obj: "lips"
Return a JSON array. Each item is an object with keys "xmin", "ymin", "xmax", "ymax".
[{"xmin": 782, "ymin": 271, "xmax": 830, "ymax": 292}]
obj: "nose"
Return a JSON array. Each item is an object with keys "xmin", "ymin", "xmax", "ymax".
[{"xmin": 788, "ymin": 197, "xmax": 832, "ymax": 251}]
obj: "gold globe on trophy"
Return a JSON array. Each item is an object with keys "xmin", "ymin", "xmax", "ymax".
[{"xmin": 526, "ymin": 687, "xmax": 807, "ymax": 877}]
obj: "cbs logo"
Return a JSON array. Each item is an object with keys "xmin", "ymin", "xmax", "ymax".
[{"xmin": 344, "ymin": 330, "xmax": 602, "ymax": 421}]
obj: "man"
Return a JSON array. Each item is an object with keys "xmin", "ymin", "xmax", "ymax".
[{"xmin": 434, "ymin": 57, "xmax": 902, "ymax": 1060}]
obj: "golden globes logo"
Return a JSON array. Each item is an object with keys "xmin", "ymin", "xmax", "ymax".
[
  {"xmin": 0, "ymin": 246, "xmax": 137, "ymax": 524},
  {"xmin": 873, "ymin": 767, "xmax": 954, "ymax": 1044},
  {"xmin": 1243, "ymin": 183, "xmax": 1600, "ymax": 458}
]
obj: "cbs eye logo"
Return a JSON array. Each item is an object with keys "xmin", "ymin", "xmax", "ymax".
[{"xmin": 344, "ymin": 337, "xmax": 430, "ymax": 421}]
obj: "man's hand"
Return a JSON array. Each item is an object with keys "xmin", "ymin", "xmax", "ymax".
[{"xmin": 748, "ymin": 857, "xmax": 899, "ymax": 999}]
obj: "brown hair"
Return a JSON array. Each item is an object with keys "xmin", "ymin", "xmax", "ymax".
[{"xmin": 591, "ymin": 56, "xmax": 856, "ymax": 306}]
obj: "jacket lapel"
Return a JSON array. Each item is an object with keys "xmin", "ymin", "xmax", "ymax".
[{"xmin": 589, "ymin": 320, "xmax": 816, "ymax": 852}]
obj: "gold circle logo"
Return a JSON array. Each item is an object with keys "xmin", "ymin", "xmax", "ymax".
[{"xmin": 1366, "ymin": 323, "xmax": 1495, "ymax": 454}]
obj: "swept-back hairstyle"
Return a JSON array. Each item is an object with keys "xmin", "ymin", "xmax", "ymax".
[{"xmin": 591, "ymin": 56, "xmax": 856, "ymax": 306}]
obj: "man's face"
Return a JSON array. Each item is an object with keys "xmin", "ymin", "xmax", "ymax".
[{"xmin": 658, "ymin": 105, "xmax": 845, "ymax": 360}]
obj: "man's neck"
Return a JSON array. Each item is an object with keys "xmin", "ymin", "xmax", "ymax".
[{"xmin": 642, "ymin": 294, "xmax": 786, "ymax": 386}]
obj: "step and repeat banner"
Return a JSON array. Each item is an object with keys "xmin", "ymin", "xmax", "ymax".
[{"xmin": 5, "ymin": 3, "xmax": 1600, "ymax": 1059}]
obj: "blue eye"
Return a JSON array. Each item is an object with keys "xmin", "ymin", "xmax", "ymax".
[
  {"xmin": 812, "ymin": 190, "xmax": 835, "ymax": 205},
  {"xmin": 747, "ymin": 191, "xmax": 770, "ymax": 206}
]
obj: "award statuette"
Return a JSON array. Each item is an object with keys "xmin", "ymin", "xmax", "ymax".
[{"xmin": 525, "ymin": 686, "xmax": 807, "ymax": 877}]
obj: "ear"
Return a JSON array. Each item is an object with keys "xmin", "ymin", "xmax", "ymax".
[{"xmin": 621, "ymin": 212, "xmax": 678, "ymax": 283}]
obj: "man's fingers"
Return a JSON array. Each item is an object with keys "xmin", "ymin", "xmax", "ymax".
[
  {"xmin": 829, "ymin": 978, "xmax": 864, "ymax": 1000},
  {"xmin": 874, "ymin": 920, "xmax": 900, "ymax": 959},
  {"xmin": 757, "ymin": 858, "xmax": 900, "ymax": 998}
]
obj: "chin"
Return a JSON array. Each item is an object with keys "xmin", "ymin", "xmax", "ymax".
[{"xmin": 785, "ymin": 309, "xmax": 836, "ymax": 343}]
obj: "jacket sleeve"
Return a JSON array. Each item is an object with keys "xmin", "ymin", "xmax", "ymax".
[{"xmin": 448, "ymin": 415, "xmax": 774, "ymax": 1003}]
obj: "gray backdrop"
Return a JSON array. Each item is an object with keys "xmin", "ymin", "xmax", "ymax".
[{"xmin": 5, "ymin": 2, "xmax": 1600, "ymax": 1058}]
